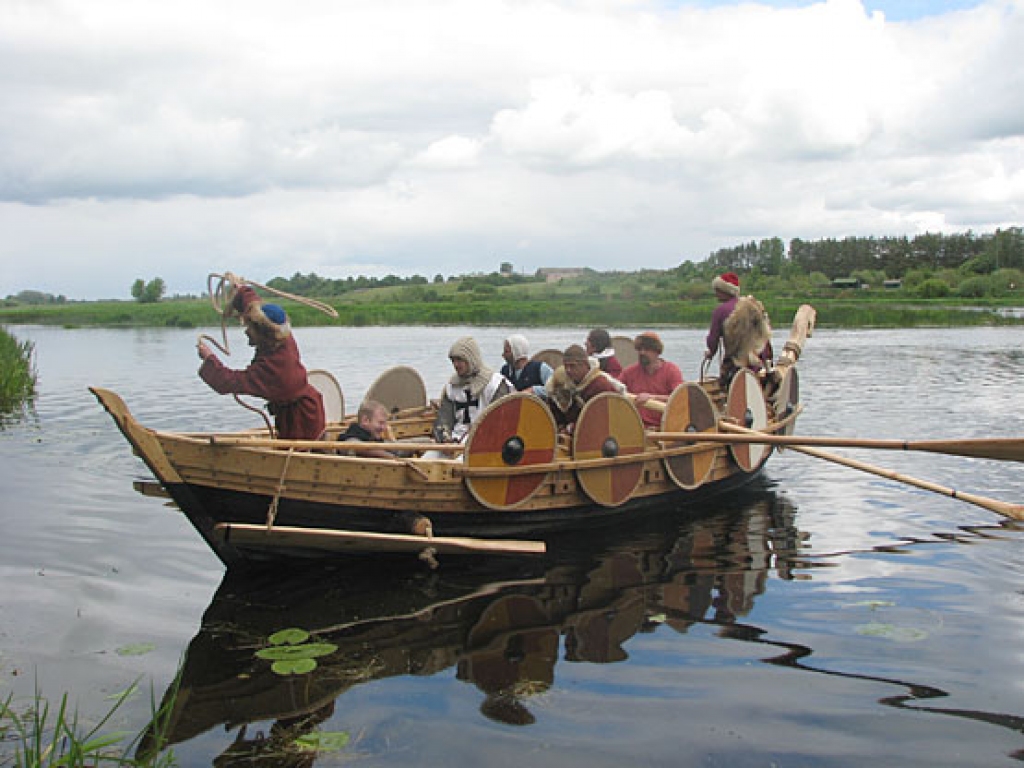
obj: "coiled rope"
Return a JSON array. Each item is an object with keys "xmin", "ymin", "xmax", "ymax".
[{"xmin": 197, "ymin": 271, "xmax": 339, "ymax": 437}]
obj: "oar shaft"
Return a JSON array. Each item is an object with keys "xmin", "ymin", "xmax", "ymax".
[
  {"xmin": 720, "ymin": 423, "xmax": 1024, "ymax": 520},
  {"xmin": 654, "ymin": 430, "xmax": 1024, "ymax": 463},
  {"xmin": 789, "ymin": 444, "xmax": 1024, "ymax": 521}
]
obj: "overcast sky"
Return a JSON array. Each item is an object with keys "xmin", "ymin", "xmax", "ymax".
[{"xmin": 2, "ymin": 0, "xmax": 1020, "ymax": 300}]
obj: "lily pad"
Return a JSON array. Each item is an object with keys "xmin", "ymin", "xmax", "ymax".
[
  {"xmin": 269, "ymin": 628, "xmax": 310, "ymax": 645},
  {"xmin": 115, "ymin": 642, "xmax": 156, "ymax": 657},
  {"xmin": 294, "ymin": 732, "xmax": 350, "ymax": 752},
  {"xmin": 855, "ymin": 622, "xmax": 928, "ymax": 642},
  {"xmin": 255, "ymin": 642, "xmax": 338, "ymax": 661},
  {"xmin": 271, "ymin": 657, "xmax": 318, "ymax": 675}
]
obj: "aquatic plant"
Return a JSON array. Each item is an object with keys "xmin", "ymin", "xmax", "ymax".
[
  {"xmin": 0, "ymin": 327, "xmax": 37, "ymax": 421},
  {"xmin": 255, "ymin": 628, "xmax": 338, "ymax": 676},
  {"xmin": 0, "ymin": 680, "xmax": 178, "ymax": 767}
]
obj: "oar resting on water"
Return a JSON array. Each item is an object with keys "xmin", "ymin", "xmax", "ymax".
[
  {"xmin": 649, "ymin": 430, "xmax": 1024, "ymax": 464},
  {"xmin": 714, "ymin": 422, "xmax": 1024, "ymax": 521}
]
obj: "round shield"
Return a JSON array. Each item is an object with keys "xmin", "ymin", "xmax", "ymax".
[
  {"xmin": 531, "ymin": 349, "xmax": 563, "ymax": 369},
  {"xmin": 726, "ymin": 369, "xmax": 770, "ymax": 472},
  {"xmin": 772, "ymin": 367, "xmax": 800, "ymax": 436},
  {"xmin": 573, "ymin": 393, "xmax": 646, "ymax": 507},
  {"xmin": 660, "ymin": 383, "xmax": 718, "ymax": 490},
  {"xmin": 611, "ymin": 335, "xmax": 638, "ymax": 369},
  {"xmin": 307, "ymin": 369, "xmax": 344, "ymax": 423},
  {"xmin": 365, "ymin": 365, "xmax": 428, "ymax": 415},
  {"xmin": 465, "ymin": 393, "xmax": 558, "ymax": 510}
]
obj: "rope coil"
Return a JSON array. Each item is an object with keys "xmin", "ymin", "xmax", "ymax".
[{"xmin": 198, "ymin": 271, "xmax": 339, "ymax": 436}]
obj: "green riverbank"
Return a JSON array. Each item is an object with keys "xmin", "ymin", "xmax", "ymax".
[{"xmin": 3, "ymin": 286, "xmax": 1024, "ymax": 330}]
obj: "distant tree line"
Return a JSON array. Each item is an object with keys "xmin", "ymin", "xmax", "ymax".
[
  {"xmin": 266, "ymin": 269, "xmax": 545, "ymax": 297},
  {"xmin": 703, "ymin": 228, "xmax": 1024, "ymax": 280},
  {"xmin": 3, "ymin": 290, "xmax": 67, "ymax": 306}
]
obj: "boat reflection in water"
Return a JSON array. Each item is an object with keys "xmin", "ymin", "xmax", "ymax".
[{"xmin": 141, "ymin": 485, "xmax": 805, "ymax": 765}]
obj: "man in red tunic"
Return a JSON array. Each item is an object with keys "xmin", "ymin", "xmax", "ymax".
[
  {"xmin": 196, "ymin": 285, "xmax": 325, "ymax": 440},
  {"xmin": 620, "ymin": 331, "xmax": 683, "ymax": 429}
]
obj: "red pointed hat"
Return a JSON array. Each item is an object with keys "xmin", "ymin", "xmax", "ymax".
[{"xmin": 712, "ymin": 272, "xmax": 740, "ymax": 297}]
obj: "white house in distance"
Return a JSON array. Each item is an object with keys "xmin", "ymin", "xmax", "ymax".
[{"xmin": 536, "ymin": 268, "xmax": 587, "ymax": 283}]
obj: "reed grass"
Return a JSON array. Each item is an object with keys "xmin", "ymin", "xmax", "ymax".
[
  {"xmin": 0, "ymin": 681, "xmax": 178, "ymax": 768},
  {"xmin": 0, "ymin": 327, "xmax": 37, "ymax": 419}
]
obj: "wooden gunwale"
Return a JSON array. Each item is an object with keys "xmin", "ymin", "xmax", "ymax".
[{"xmin": 138, "ymin": 379, "xmax": 787, "ymax": 515}]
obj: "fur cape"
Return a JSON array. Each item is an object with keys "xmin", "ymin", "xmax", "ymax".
[{"xmin": 722, "ymin": 295, "xmax": 772, "ymax": 369}]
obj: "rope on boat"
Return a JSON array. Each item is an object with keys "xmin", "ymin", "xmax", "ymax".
[
  {"xmin": 266, "ymin": 447, "xmax": 296, "ymax": 529},
  {"xmin": 699, "ymin": 353, "xmax": 713, "ymax": 382},
  {"xmin": 199, "ymin": 271, "xmax": 338, "ymax": 437},
  {"xmin": 207, "ymin": 271, "xmax": 338, "ymax": 321}
]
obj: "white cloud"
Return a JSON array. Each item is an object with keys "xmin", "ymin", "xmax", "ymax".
[
  {"xmin": 0, "ymin": 0, "xmax": 1020, "ymax": 299},
  {"xmin": 410, "ymin": 135, "xmax": 483, "ymax": 169}
]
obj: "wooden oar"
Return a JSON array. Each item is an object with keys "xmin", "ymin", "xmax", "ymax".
[
  {"xmin": 720, "ymin": 422, "xmax": 1024, "ymax": 520},
  {"xmin": 206, "ymin": 435, "xmax": 465, "ymax": 453},
  {"xmin": 651, "ymin": 430, "xmax": 1024, "ymax": 464}
]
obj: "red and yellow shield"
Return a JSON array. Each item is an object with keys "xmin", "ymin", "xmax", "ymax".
[
  {"xmin": 465, "ymin": 393, "xmax": 557, "ymax": 510},
  {"xmin": 573, "ymin": 393, "xmax": 646, "ymax": 507},
  {"xmin": 660, "ymin": 382, "xmax": 718, "ymax": 490}
]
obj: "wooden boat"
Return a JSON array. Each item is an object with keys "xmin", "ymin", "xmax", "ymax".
[{"xmin": 91, "ymin": 305, "xmax": 817, "ymax": 568}]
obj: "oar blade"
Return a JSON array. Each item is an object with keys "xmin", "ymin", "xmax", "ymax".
[{"xmin": 915, "ymin": 438, "xmax": 1024, "ymax": 464}]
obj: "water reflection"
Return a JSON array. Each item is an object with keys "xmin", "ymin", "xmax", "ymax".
[
  {"xmin": 142, "ymin": 487, "xmax": 802, "ymax": 763},
  {"xmin": 139, "ymin": 483, "xmax": 1024, "ymax": 766}
]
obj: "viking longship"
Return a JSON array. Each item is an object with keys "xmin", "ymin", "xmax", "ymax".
[{"xmin": 91, "ymin": 305, "xmax": 817, "ymax": 568}]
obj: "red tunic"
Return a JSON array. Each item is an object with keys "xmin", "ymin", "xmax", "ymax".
[
  {"xmin": 620, "ymin": 360, "xmax": 684, "ymax": 428},
  {"xmin": 199, "ymin": 335, "xmax": 325, "ymax": 440}
]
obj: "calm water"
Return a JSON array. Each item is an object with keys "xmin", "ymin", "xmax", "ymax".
[{"xmin": 3, "ymin": 322, "xmax": 1024, "ymax": 766}]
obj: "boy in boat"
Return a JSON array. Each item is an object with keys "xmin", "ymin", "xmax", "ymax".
[
  {"xmin": 545, "ymin": 344, "xmax": 624, "ymax": 432},
  {"xmin": 585, "ymin": 328, "xmax": 622, "ymax": 379},
  {"xmin": 432, "ymin": 336, "xmax": 513, "ymax": 445},
  {"xmin": 337, "ymin": 399, "xmax": 395, "ymax": 458},
  {"xmin": 619, "ymin": 331, "xmax": 683, "ymax": 429},
  {"xmin": 704, "ymin": 272, "xmax": 773, "ymax": 386},
  {"xmin": 196, "ymin": 285, "xmax": 325, "ymax": 441},
  {"xmin": 500, "ymin": 334, "xmax": 553, "ymax": 395}
]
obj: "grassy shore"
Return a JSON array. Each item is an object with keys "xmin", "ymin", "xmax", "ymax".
[{"xmin": 2, "ymin": 286, "xmax": 1023, "ymax": 330}]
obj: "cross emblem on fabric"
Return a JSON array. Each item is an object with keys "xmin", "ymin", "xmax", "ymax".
[{"xmin": 454, "ymin": 389, "xmax": 479, "ymax": 424}]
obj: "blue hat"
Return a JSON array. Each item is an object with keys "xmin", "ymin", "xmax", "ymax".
[{"xmin": 262, "ymin": 303, "xmax": 287, "ymax": 325}]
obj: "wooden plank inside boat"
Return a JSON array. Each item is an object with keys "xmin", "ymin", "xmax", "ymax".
[
  {"xmin": 726, "ymin": 369, "xmax": 770, "ymax": 471},
  {"xmin": 660, "ymin": 382, "xmax": 717, "ymax": 490},
  {"xmin": 464, "ymin": 393, "xmax": 558, "ymax": 510},
  {"xmin": 573, "ymin": 393, "xmax": 646, "ymax": 507},
  {"xmin": 214, "ymin": 523, "xmax": 546, "ymax": 556}
]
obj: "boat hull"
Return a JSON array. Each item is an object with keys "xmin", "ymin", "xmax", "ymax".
[{"xmin": 94, "ymin": 381, "xmax": 769, "ymax": 568}]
